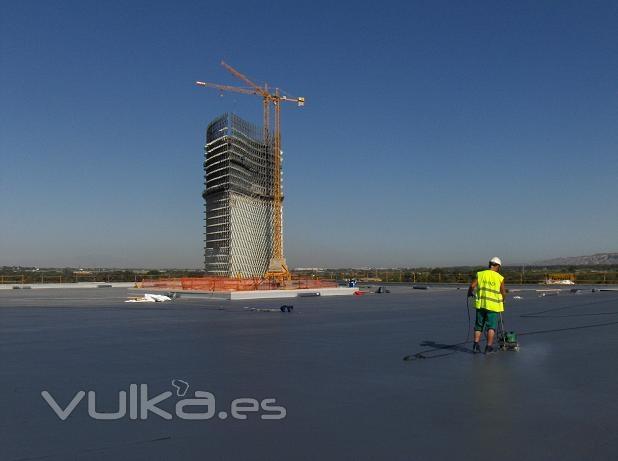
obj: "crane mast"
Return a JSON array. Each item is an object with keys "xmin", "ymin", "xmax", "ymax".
[{"xmin": 196, "ymin": 62, "xmax": 304, "ymax": 280}]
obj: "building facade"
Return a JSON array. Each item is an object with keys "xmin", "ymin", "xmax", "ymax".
[{"xmin": 203, "ymin": 113, "xmax": 278, "ymax": 277}]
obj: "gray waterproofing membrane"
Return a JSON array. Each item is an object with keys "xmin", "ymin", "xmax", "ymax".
[{"xmin": 1, "ymin": 286, "xmax": 617, "ymax": 460}]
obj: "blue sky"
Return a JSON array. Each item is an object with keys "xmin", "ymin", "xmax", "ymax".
[{"xmin": 1, "ymin": 0, "xmax": 616, "ymax": 268}]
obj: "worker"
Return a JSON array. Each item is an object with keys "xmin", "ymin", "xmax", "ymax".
[{"xmin": 467, "ymin": 257, "xmax": 506, "ymax": 354}]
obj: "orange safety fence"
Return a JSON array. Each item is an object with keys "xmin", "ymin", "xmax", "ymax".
[{"xmin": 139, "ymin": 276, "xmax": 338, "ymax": 292}]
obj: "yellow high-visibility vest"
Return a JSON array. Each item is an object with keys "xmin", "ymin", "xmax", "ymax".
[{"xmin": 475, "ymin": 269, "xmax": 504, "ymax": 312}]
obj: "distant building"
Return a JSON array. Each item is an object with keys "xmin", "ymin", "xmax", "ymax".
[{"xmin": 202, "ymin": 113, "xmax": 279, "ymax": 277}]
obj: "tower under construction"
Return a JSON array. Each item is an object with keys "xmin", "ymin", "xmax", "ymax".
[{"xmin": 202, "ymin": 113, "xmax": 281, "ymax": 277}]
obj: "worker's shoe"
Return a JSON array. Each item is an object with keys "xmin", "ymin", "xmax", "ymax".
[
  {"xmin": 472, "ymin": 342, "xmax": 481, "ymax": 354},
  {"xmin": 484, "ymin": 345, "xmax": 495, "ymax": 354}
]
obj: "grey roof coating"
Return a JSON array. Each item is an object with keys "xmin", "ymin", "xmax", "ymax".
[{"xmin": 1, "ymin": 286, "xmax": 617, "ymax": 460}]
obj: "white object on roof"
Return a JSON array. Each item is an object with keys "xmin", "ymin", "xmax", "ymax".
[{"xmin": 125, "ymin": 293, "xmax": 172, "ymax": 303}]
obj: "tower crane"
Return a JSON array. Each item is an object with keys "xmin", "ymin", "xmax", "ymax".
[{"xmin": 196, "ymin": 61, "xmax": 304, "ymax": 280}]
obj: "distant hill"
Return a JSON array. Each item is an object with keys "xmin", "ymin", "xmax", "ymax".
[{"xmin": 537, "ymin": 253, "xmax": 618, "ymax": 266}]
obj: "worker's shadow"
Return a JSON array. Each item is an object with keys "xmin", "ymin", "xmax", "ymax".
[{"xmin": 420, "ymin": 340, "xmax": 473, "ymax": 354}]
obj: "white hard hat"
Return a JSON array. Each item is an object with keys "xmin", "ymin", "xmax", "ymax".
[{"xmin": 490, "ymin": 257, "xmax": 502, "ymax": 266}]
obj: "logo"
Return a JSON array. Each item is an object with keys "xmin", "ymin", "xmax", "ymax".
[{"xmin": 41, "ymin": 379, "xmax": 286, "ymax": 421}]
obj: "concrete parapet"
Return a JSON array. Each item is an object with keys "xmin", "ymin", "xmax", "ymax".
[{"xmin": 131, "ymin": 286, "xmax": 357, "ymax": 300}]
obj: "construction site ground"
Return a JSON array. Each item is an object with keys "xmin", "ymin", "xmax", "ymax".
[{"xmin": 1, "ymin": 285, "xmax": 617, "ymax": 460}]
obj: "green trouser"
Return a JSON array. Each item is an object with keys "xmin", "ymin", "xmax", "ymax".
[{"xmin": 475, "ymin": 308, "xmax": 498, "ymax": 332}]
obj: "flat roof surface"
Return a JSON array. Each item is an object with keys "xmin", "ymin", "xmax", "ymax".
[{"xmin": 1, "ymin": 286, "xmax": 618, "ymax": 460}]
